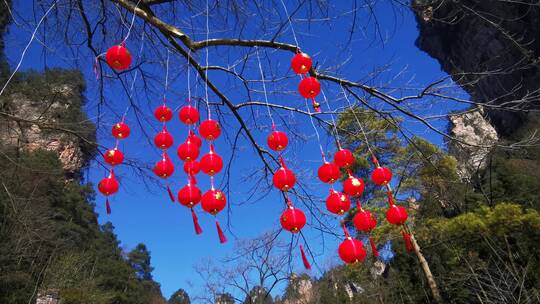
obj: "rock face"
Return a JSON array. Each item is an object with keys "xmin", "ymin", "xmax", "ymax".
[
  {"xmin": 448, "ymin": 107, "xmax": 498, "ymax": 179},
  {"xmin": 0, "ymin": 70, "xmax": 96, "ymax": 175},
  {"xmin": 413, "ymin": 0, "xmax": 540, "ymax": 136}
]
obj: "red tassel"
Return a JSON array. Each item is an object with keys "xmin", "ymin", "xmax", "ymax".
[
  {"xmin": 167, "ymin": 185, "xmax": 175, "ymax": 202},
  {"xmin": 369, "ymin": 237, "xmax": 379, "ymax": 257},
  {"xmin": 191, "ymin": 209, "xmax": 203, "ymax": 235},
  {"xmin": 402, "ymin": 230, "xmax": 414, "ymax": 252},
  {"xmin": 106, "ymin": 198, "xmax": 111, "ymax": 215},
  {"xmin": 216, "ymin": 220, "xmax": 227, "ymax": 244},
  {"xmin": 300, "ymin": 245, "xmax": 312, "ymax": 270}
]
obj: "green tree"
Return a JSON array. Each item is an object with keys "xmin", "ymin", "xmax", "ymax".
[
  {"xmin": 168, "ymin": 288, "xmax": 190, "ymax": 304},
  {"xmin": 128, "ymin": 243, "xmax": 155, "ymax": 281}
]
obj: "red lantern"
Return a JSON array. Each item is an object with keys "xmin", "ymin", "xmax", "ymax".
[
  {"xmin": 386, "ymin": 204, "xmax": 408, "ymax": 225},
  {"xmin": 154, "ymin": 128, "xmax": 174, "ymax": 149},
  {"xmin": 98, "ymin": 171, "xmax": 119, "ymax": 196},
  {"xmin": 111, "ymin": 122, "xmax": 130, "ymax": 139},
  {"xmin": 179, "ymin": 105, "xmax": 200, "ymax": 125},
  {"xmin": 199, "ymin": 119, "xmax": 221, "ymax": 140},
  {"xmin": 334, "ymin": 149, "xmax": 354, "ymax": 168},
  {"xmin": 273, "ymin": 166, "xmax": 296, "ymax": 191},
  {"xmin": 154, "ymin": 105, "xmax": 173, "ymax": 122},
  {"xmin": 177, "ymin": 140, "xmax": 200, "ymax": 162},
  {"xmin": 291, "ymin": 52, "xmax": 312, "ymax": 75},
  {"xmin": 201, "ymin": 189, "xmax": 227, "ymax": 215},
  {"xmin": 188, "ymin": 130, "xmax": 202, "ymax": 148},
  {"xmin": 153, "ymin": 156, "xmax": 174, "ymax": 178},
  {"xmin": 353, "ymin": 209, "xmax": 377, "ymax": 232},
  {"xmin": 338, "ymin": 238, "xmax": 366, "ymax": 264},
  {"xmin": 371, "ymin": 166, "xmax": 392, "ymax": 185},
  {"xmin": 280, "ymin": 206, "xmax": 306, "ymax": 233},
  {"xmin": 184, "ymin": 160, "xmax": 200, "ymax": 176},
  {"xmin": 199, "ymin": 147, "xmax": 223, "ymax": 176},
  {"xmin": 178, "ymin": 184, "xmax": 202, "ymax": 207},
  {"xmin": 325, "ymin": 190, "xmax": 351, "ymax": 215},
  {"xmin": 343, "ymin": 175, "xmax": 365, "ymax": 197},
  {"xmin": 103, "ymin": 148, "xmax": 124, "ymax": 166},
  {"xmin": 298, "ymin": 77, "xmax": 321, "ymax": 99},
  {"xmin": 105, "ymin": 44, "xmax": 132, "ymax": 71},
  {"xmin": 317, "ymin": 162, "xmax": 341, "ymax": 184},
  {"xmin": 267, "ymin": 130, "xmax": 289, "ymax": 151}
]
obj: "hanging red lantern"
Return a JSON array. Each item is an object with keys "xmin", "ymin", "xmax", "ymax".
[
  {"xmin": 334, "ymin": 149, "xmax": 354, "ymax": 168},
  {"xmin": 353, "ymin": 209, "xmax": 377, "ymax": 232},
  {"xmin": 188, "ymin": 130, "xmax": 202, "ymax": 148},
  {"xmin": 371, "ymin": 166, "xmax": 392, "ymax": 185},
  {"xmin": 280, "ymin": 205, "xmax": 306, "ymax": 233},
  {"xmin": 179, "ymin": 105, "xmax": 200, "ymax": 125},
  {"xmin": 178, "ymin": 183, "xmax": 202, "ymax": 208},
  {"xmin": 105, "ymin": 44, "xmax": 132, "ymax": 71},
  {"xmin": 273, "ymin": 166, "xmax": 296, "ymax": 191},
  {"xmin": 317, "ymin": 162, "xmax": 341, "ymax": 184},
  {"xmin": 154, "ymin": 105, "xmax": 173, "ymax": 122},
  {"xmin": 343, "ymin": 175, "xmax": 365, "ymax": 197},
  {"xmin": 154, "ymin": 128, "xmax": 174, "ymax": 149},
  {"xmin": 267, "ymin": 130, "xmax": 289, "ymax": 151},
  {"xmin": 291, "ymin": 52, "xmax": 312, "ymax": 75},
  {"xmin": 153, "ymin": 155, "xmax": 174, "ymax": 178},
  {"xmin": 199, "ymin": 146, "xmax": 223, "ymax": 176},
  {"xmin": 177, "ymin": 140, "xmax": 200, "ymax": 162},
  {"xmin": 183, "ymin": 160, "xmax": 200, "ymax": 176},
  {"xmin": 386, "ymin": 204, "xmax": 408, "ymax": 225},
  {"xmin": 298, "ymin": 77, "xmax": 321, "ymax": 99},
  {"xmin": 103, "ymin": 148, "xmax": 124, "ymax": 166},
  {"xmin": 201, "ymin": 189, "xmax": 227, "ymax": 215},
  {"xmin": 338, "ymin": 238, "xmax": 366, "ymax": 264},
  {"xmin": 98, "ymin": 171, "xmax": 119, "ymax": 196},
  {"xmin": 111, "ymin": 122, "xmax": 131, "ymax": 139},
  {"xmin": 199, "ymin": 119, "xmax": 221, "ymax": 140},
  {"xmin": 325, "ymin": 190, "xmax": 351, "ymax": 215}
]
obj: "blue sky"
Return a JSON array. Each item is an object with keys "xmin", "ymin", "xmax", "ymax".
[{"xmin": 4, "ymin": 0, "xmax": 465, "ymax": 300}]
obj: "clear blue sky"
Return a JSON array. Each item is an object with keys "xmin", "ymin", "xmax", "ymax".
[{"xmin": 4, "ymin": 0, "xmax": 465, "ymax": 300}]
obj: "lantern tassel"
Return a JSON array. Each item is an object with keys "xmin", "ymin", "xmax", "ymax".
[
  {"xmin": 300, "ymin": 245, "xmax": 312, "ymax": 270},
  {"xmin": 191, "ymin": 209, "xmax": 203, "ymax": 235},
  {"xmin": 369, "ymin": 237, "xmax": 379, "ymax": 257},
  {"xmin": 166, "ymin": 185, "xmax": 175, "ymax": 203},
  {"xmin": 387, "ymin": 191, "xmax": 395, "ymax": 206},
  {"xmin": 106, "ymin": 198, "xmax": 111, "ymax": 215},
  {"xmin": 216, "ymin": 220, "xmax": 227, "ymax": 244},
  {"xmin": 402, "ymin": 230, "xmax": 414, "ymax": 252}
]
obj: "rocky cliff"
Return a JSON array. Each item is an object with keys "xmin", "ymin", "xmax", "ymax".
[{"xmin": 413, "ymin": 0, "xmax": 540, "ymax": 137}]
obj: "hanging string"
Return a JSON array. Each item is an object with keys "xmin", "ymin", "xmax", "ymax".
[
  {"xmin": 164, "ymin": 49, "xmax": 170, "ymax": 97},
  {"xmin": 304, "ymin": 98, "xmax": 327, "ymax": 162},
  {"xmin": 255, "ymin": 47, "xmax": 276, "ymax": 129},
  {"xmin": 204, "ymin": 0, "xmax": 211, "ymax": 119},
  {"xmin": 339, "ymin": 86, "xmax": 377, "ymax": 160},
  {"xmin": 187, "ymin": 48, "xmax": 192, "ymax": 101},
  {"xmin": 278, "ymin": 0, "xmax": 300, "ymax": 47},
  {"xmin": 121, "ymin": 0, "xmax": 143, "ymax": 43},
  {"xmin": 320, "ymin": 88, "xmax": 343, "ymax": 150}
]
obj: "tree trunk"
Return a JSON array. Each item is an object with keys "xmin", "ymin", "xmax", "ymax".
[{"xmin": 410, "ymin": 233, "xmax": 443, "ymax": 303}]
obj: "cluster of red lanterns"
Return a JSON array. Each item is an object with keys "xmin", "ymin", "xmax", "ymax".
[
  {"xmin": 266, "ymin": 125, "xmax": 310, "ymax": 269},
  {"xmin": 176, "ymin": 101, "xmax": 227, "ymax": 243},
  {"xmin": 100, "ymin": 41, "xmax": 413, "ymax": 267},
  {"xmin": 291, "ymin": 52, "xmax": 321, "ymax": 112},
  {"xmin": 98, "ymin": 121, "xmax": 131, "ymax": 214},
  {"xmin": 152, "ymin": 100, "xmax": 176, "ymax": 201}
]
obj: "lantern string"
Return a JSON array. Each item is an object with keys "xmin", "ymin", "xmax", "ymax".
[
  {"xmin": 204, "ymin": 0, "xmax": 211, "ymax": 119},
  {"xmin": 121, "ymin": 0, "xmax": 143, "ymax": 43},
  {"xmin": 320, "ymin": 88, "xmax": 343, "ymax": 150},
  {"xmin": 187, "ymin": 48, "xmax": 192, "ymax": 102},
  {"xmin": 339, "ymin": 85, "xmax": 377, "ymax": 160},
  {"xmin": 164, "ymin": 49, "xmax": 170, "ymax": 100},
  {"xmin": 303, "ymin": 98, "xmax": 326, "ymax": 162},
  {"xmin": 255, "ymin": 47, "xmax": 276, "ymax": 129},
  {"xmin": 278, "ymin": 0, "xmax": 300, "ymax": 47}
]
